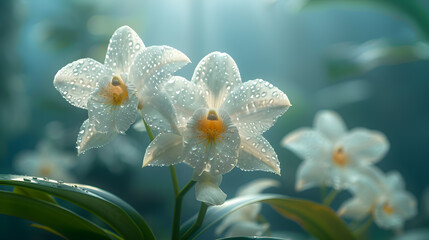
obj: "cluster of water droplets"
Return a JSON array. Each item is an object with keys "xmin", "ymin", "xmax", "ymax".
[
  {"xmin": 131, "ymin": 46, "xmax": 189, "ymax": 94},
  {"xmin": 54, "ymin": 58, "xmax": 105, "ymax": 109},
  {"xmin": 104, "ymin": 27, "xmax": 144, "ymax": 73},
  {"xmin": 192, "ymin": 52, "xmax": 241, "ymax": 108},
  {"xmin": 223, "ymin": 79, "xmax": 290, "ymax": 136}
]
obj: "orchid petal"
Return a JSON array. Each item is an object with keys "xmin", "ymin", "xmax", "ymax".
[
  {"xmin": 222, "ymin": 79, "xmax": 291, "ymax": 135},
  {"xmin": 192, "ymin": 52, "xmax": 242, "ymax": 108},
  {"xmin": 236, "ymin": 135, "xmax": 281, "ymax": 175},
  {"xmin": 142, "ymin": 133, "xmax": 183, "ymax": 167},
  {"xmin": 54, "ymin": 58, "xmax": 111, "ymax": 109},
  {"xmin": 339, "ymin": 128, "xmax": 389, "ymax": 164},
  {"xmin": 76, "ymin": 119, "xmax": 116, "ymax": 155},
  {"xmin": 163, "ymin": 76, "xmax": 207, "ymax": 127},
  {"xmin": 314, "ymin": 110, "xmax": 347, "ymax": 142},
  {"xmin": 295, "ymin": 161, "xmax": 328, "ymax": 191},
  {"xmin": 140, "ymin": 91, "xmax": 180, "ymax": 133},
  {"xmin": 281, "ymin": 128, "xmax": 331, "ymax": 161},
  {"xmin": 131, "ymin": 45, "xmax": 190, "ymax": 97},
  {"xmin": 193, "ymin": 171, "xmax": 226, "ymax": 206},
  {"xmin": 104, "ymin": 25, "xmax": 145, "ymax": 74}
]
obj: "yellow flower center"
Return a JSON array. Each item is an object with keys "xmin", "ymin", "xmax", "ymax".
[
  {"xmin": 99, "ymin": 75, "xmax": 129, "ymax": 110},
  {"xmin": 196, "ymin": 110, "xmax": 226, "ymax": 147},
  {"xmin": 332, "ymin": 147, "xmax": 348, "ymax": 167},
  {"xmin": 39, "ymin": 164, "xmax": 52, "ymax": 176},
  {"xmin": 382, "ymin": 203, "xmax": 394, "ymax": 215}
]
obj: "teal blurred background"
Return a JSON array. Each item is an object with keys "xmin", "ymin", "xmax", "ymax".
[{"xmin": 1, "ymin": 0, "xmax": 429, "ymax": 239}]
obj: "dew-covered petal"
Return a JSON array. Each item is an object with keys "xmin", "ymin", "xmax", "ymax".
[
  {"xmin": 88, "ymin": 85, "xmax": 139, "ymax": 134},
  {"xmin": 314, "ymin": 110, "xmax": 347, "ymax": 142},
  {"xmin": 140, "ymin": 91, "xmax": 180, "ymax": 133},
  {"xmin": 142, "ymin": 133, "xmax": 183, "ymax": 167},
  {"xmin": 76, "ymin": 119, "xmax": 116, "ymax": 155},
  {"xmin": 54, "ymin": 58, "xmax": 111, "ymax": 109},
  {"xmin": 183, "ymin": 109, "xmax": 240, "ymax": 176},
  {"xmin": 191, "ymin": 52, "xmax": 242, "ymax": 108},
  {"xmin": 236, "ymin": 178, "xmax": 280, "ymax": 196},
  {"xmin": 281, "ymin": 128, "xmax": 331, "ymax": 161},
  {"xmin": 222, "ymin": 79, "xmax": 290, "ymax": 135},
  {"xmin": 339, "ymin": 128, "xmax": 389, "ymax": 165},
  {"xmin": 163, "ymin": 76, "xmax": 207, "ymax": 127},
  {"xmin": 236, "ymin": 135, "xmax": 281, "ymax": 175},
  {"xmin": 130, "ymin": 45, "xmax": 190, "ymax": 96},
  {"xmin": 295, "ymin": 161, "xmax": 328, "ymax": 191},
  {"xmin": 104, "ymin": 26, "xmax": 145, "ymax": 74},
  {"xmin": 224, "ymin": 221, "xmax": 269, "ymax": 238},
  {"xmin": 193, "ymin": 171, "xmax": 226, "ymax": 205}
]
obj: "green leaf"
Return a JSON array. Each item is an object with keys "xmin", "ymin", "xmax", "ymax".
[
  {"xmin": 0, "ymin": 190, "xmax": 112, "ymax": 239},
  {"xmin": 180, "ymin": 194, "xmax": 355, "ymax": 240},
  {"xmin": 14, "ymin": 186, "xmax": 57, "ymax": 204},
  {"xmin": 0, "ymin": 174, "xmax": 155, "ymax": 240}
]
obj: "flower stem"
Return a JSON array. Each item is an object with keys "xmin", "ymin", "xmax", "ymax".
[
  {"xmin": 180, "ymin": 202, "xmax": 208, "ymax": 240},
  {"xmin": 170, "ymin": 166, "xmax": 180, "ymax": 197},
  {"xmin": 320, "ymin": 184, "xmax": 327, "ymax": 203},
  {"xmin": 323, "ymin": 189, "xmax": 339, "ymax": 206},
  {"xmin": 172, "ymin": 180, "xmax": 196, "ymax": 240},
  {"xmin": 353, "ymin": 215, "xmax": 373, "ymax": 239},
  {"xmin": 143, "ymin": 119, "xmax": 155, "ymax": 141}
]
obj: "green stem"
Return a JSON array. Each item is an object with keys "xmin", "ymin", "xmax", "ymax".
[
  {"xmin": 170, "ymin": 166, "xmax": 180, "ymax": 198},
  {"xmin": 323, "ymin": 189, "xmax": 339, "ymax": 206},
  {"xmin": 320, "ymin": 184, "xmax": 327, "ymax": 203},
  {"xmin": 180, "ymin": 203, "xmax": 208, "ymax": 240},
  {"xmin": 353, "ymin": 215, "xmax": 373, "ymax": 239},
  {"xmin": 172, "ymin": 180, "xmax": 196, "ymax": 240},
  {"xmin": 143, "ymin": 119, "xmax": 155, "ymax": 141}
]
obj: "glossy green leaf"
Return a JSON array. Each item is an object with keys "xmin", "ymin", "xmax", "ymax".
[
  {"xmin": 0, "ymin": 190, "xmax": 112, "ymax": 239},
  {"xmin": 14, "ymin": 186, "xmax": 57, "ymax": 204},
  {"xmin": 0, "ymin": 174, "xmax": 155, "ymax": 240},
  {"xmin": 181, "ymin": 194, "xmax": 355, "ymax": 240}
]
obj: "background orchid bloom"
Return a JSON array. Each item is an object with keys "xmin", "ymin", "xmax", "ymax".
[
  {"xmin": 54, "ymin": 26, "xmax": 190, "ymax": 155},
  {"xmin": 281, "ymin": 110, "xmax": 389, "ymax": 190},
  {"xmin": 339, "ymin": 167, "xmax": 417, "ymax": 230},
  {"xmin": 374, "ymin": 171, "xmax": 417, "ymax": 230},
  {"xmin": 215, "ymin": 179, "xmax": 280, "ymax": 237},
  {"xmin": 14, "ymin": 141, "xmax": 76, "ymax": 182}
]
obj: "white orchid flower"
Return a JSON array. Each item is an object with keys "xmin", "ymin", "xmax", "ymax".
[
  {"xmin": 373, "ymin": 171, "xmax": 417, "ymax": 230},
  {"xmin": 339, "ymin": 167, "xmax": 417, "ymax": 230},
  {"xmin": 215, "ymin": 179, "xmax": 280, "ymax": 237},
  {"xmin": 14, "ymin": 141, "xmax": 76, "ymax": 182},
  {"xmin": 54, "ymin": 26, "xmax": 190, "ymax": 155},
  {"xmin": 281, "ymin": 110, "xmax": 389, "ymax": 190},
  {"xmin": 143, "ymin": 52, "xmax": 290, "ymax": 204}
]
